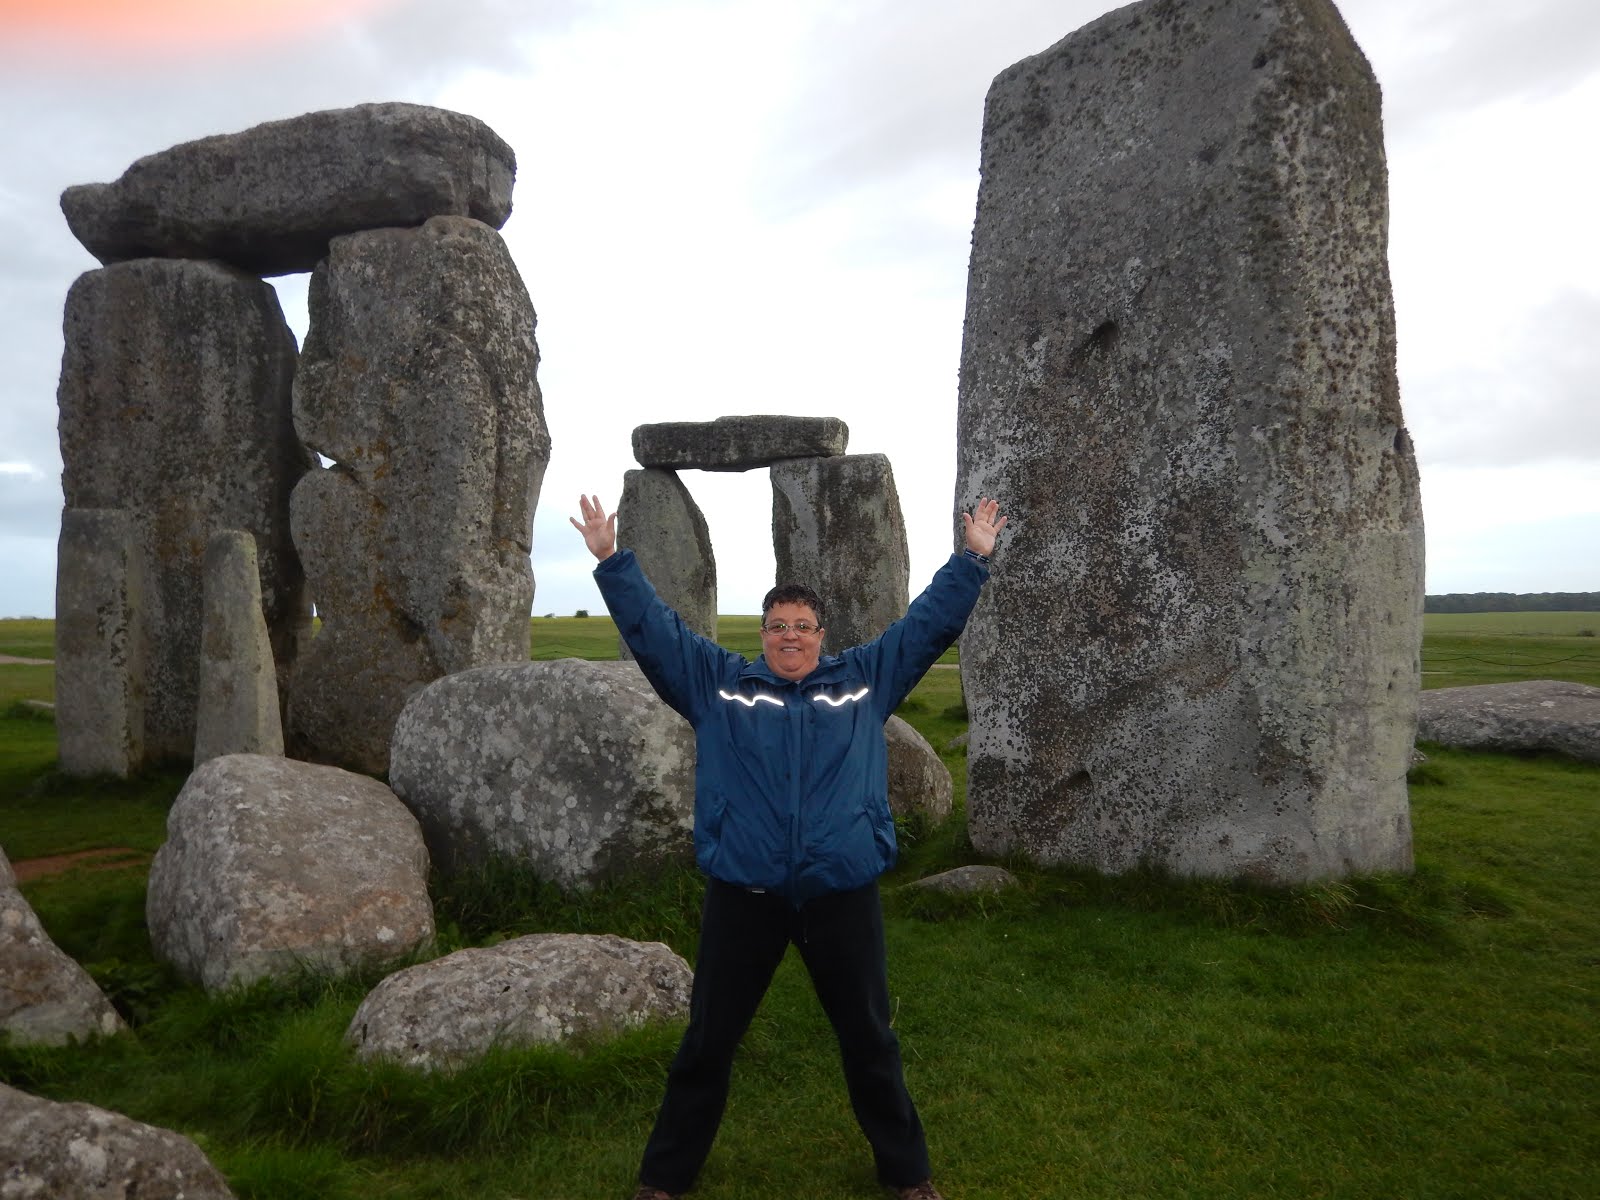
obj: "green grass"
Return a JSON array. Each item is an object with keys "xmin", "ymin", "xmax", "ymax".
[
  {"xmin": 0, "ymin": 617, "xmax": 54, "ymax": 660},
  {"xmin": 1, "ymin": 616, "xmax": 1596, "ymax": 1199}
]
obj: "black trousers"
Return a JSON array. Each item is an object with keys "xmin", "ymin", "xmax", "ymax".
[{"xmin": 638, "ymin": 877, "xmax": 930, "ymax": 1193}]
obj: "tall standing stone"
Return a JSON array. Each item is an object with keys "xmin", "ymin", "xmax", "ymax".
[
  {"xmin": 617, "ymin": 468, "xmax": 717, "ymax": 659},
  {"xmin": 58, "ymin": 259, "xmax": 310, "ymax": 763},
  {"xmin": 771, "ymin": 454, "xmax": 909, "ymax": 653},
  {"xmin": 288, "ymin": 215, "xmax": 549, "ymax": 774},
  {"xmin": 954, "ymin": 0, "xmax": 1422, "ymax": 883},
  {"xmin": 54, "ymin": 508, "xmax": 145, "ymax": 776},
  {"xmin": 195, "ymin": 530, "xmax": 284, "ymax": 765}
]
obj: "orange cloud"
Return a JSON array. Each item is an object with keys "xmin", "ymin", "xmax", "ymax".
[{"xmin": 0, "ymin": 0, "xmax": 393, "ymax": 52}]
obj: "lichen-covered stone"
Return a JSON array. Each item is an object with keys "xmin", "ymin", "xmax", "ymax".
[
  {"xmin": 146, "ymin": 755, "xmax": 434, "ymax": 992},
  {"xmin": 885, "ymin": 715, "xmax": 953, "ymax": 823},
  {"xmin": 54, "ymin": 508, "xmax": 146, "ymax": 777},
  {"xmin": 1, "ymin": 847, "xmax": 126, "ymax": 1047},
  {"xmin": 1418, "ymin": 680, "xmax": 1600, "ymax": 763},
  {"xmin": 632, "ymin": 415, "xmax": 848, "ymax": 471},
  {"xmin": 771, "ymin": 453, "xmax": 910, "ymax": 654},
  {"xmin": 906, "ymin": 865, "xmax": 1017, "ymax": 895},
  {"xmin": 60, "ymin": 102, "xmax": 515, "ymax": 276},
  {"xmin": 0, "ymin": 1082, "xmax": 235, "ymax": 1199},
  {"xmin": 346, "ymin": 933, "xmax": 692, "ymax": 1071},
  {"xmin": 287, "ymin": 216, "xmax": 548, "ymax": 774},
  {"xmin": 954, "ymin": 0, "xmax": 1421, "ymax": 883},
  {"xmin": 58, "ymin": 259, "xmax": 311, "ymax": 764},
  {"xmin": 389, "ymin": 660, "xmax": 695, "ymax": 886},
  {"xmin": 617, "ymin": 468, "xmax": 717, "ymax": 659},
  {"xmin": 195, "ymin": 531, "xmax": 283, "ymax": 765}
]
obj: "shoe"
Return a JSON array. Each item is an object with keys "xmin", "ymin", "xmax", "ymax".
[
  {"xmin": 895, "ymin": 1183, "xmax": 945, "ymax": 1200},
  {"xmin": 632, "ymin": 1189, "xmax": 675, "ymax": 1200}
]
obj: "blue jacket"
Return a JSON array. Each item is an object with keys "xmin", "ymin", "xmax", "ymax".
[{"xmin": 594, "ymin": 549, "xmax": 989, "ymax": 905}]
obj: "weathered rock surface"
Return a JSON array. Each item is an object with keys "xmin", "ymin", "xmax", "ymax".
[
  {"xmin": 618, "ymin": 468, "xmax": 717, "ymax": 660},
  {"xmin": 955, "ymin": 0, "xmax": 1422, "ymax": 883},
  {"xmin": 287, "ymin": 216, "xmax": 548, "ymax": 774},
  {"xmin": 632, "ymin": 415, "xmax": 848, "ymax": 471},
  {"xmin": 346, "ymin": 933, "xmax": 692, "ymax": 1070},
  {"xmin": 0, "ymin": 1082, "xmax": 235, "ymax": 1199},
  {"xmin": 389, "ymin": 661, "xmax": 695, "ymax": 886},
  {"xmin": 60, "ymin": 102, "xmax": 515, "ymax": 276},
  {"xmin": 1417, "ymin": 680, "xmax": 1600, "ymax": 763},
  {"xmin": 906, "ymin": 865, "xmax": 1017, "ymax": 895},
  {"xmin": 771, "ymin": 453, "xmax": 910, "ymax": 653},
  {"xmin": 885, "ymin": 715, "xmax": 954, "ymax": 823},
  {"xmin": 146, "ymin": 754, "xmax": 434, "ymax": 991},
  {"xmin": 54, "ymin": 508, "xmax": 145, "ymax": 777},
  {"xmin": 1, "ymin": 847, "xmax": 126, "ymax": 1046},
  {"xmin": 195, "ymin": 531, "xmax": 283, "ymax": 765},
  {"xmin": 58, "ymin": 259, "xmax": 311, "ymax": 763}
]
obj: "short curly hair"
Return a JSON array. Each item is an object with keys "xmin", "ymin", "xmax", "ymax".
[{"xmin": 760, "ymin": 583, "xmax": 824, "ymax": 628}]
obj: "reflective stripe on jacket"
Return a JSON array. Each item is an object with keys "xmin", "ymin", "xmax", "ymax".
[{"xmin": 593, "ymin": 549, "xmax": 988, "ymax": 905}]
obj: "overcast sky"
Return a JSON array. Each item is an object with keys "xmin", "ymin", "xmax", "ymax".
[{"xmin": 2, "ymin": 0, "xmax": 1597, "ymax": 620}]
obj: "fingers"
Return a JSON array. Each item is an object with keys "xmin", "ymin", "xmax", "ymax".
[{"xmin": 967, "ymin": 497, "xmax": 1004, "ymax": 524}]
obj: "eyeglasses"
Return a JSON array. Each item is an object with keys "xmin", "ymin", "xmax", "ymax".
[{"xmin": 761, "ymin": 621, "xmax": 822, "ymax": 636}]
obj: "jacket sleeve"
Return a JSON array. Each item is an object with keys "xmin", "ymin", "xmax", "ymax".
[
  {"xmin": 592, "ymin": 549, "xmax": 740, "ymax": 723},
  {"xmin": 846, "ymin": 552, "xmax": 989, "ymax": 718}
]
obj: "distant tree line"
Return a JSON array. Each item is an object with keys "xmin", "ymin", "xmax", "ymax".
[{"xmin": 1425, "ymin": 592, "xmax": 1600, "ymax": 613}]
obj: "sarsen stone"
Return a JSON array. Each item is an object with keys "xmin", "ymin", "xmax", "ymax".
[
  {"xmin": 1417, "ymin": 680, "xmax": 1600, "ymax": 764},
  {"xmin": 633, "ymin": 415, "xmax": 848, "ymax": 471},
  {"xmin": 389, "ymin": 661, "xmax": 695, "ymax": 887},
  {"xmin": 146, "ymin": 754, "xmax": 435, "ymax": 991},
  {"xmin": 1, "ymin": 847, "xmax": 126, "ymax": 1047},
  {"xmin": 0, "ymin": 1082, "xmax": 235, "ymax": 1200},
  {"xmin": 60, "ymin": 102, "xmax": 516, "ymax": 276},
  {"xmin": 346, "ymin": 933, "xmax": 692, "ymax": 1070}
]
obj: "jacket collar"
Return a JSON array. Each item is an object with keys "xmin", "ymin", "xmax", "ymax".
[{"xmin": 740, "ymin": 653, "xmax": 849, "ymax": 689}]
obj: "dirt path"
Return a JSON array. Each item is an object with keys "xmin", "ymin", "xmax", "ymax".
[
  {"xmin": 8, "ymin": 847, "xmax": 149, "ymax": 884},
  {"xmin": 0, "ymin": 654, "xmax": 52, "ymax": 666}
]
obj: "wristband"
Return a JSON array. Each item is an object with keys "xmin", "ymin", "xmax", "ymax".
[{"xmin": 963, "ymin": 547, "xmax": 990, "ymax": 564}]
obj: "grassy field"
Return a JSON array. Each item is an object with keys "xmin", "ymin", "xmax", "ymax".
[{"xmin": 0, "ymin": 616, "xmax": 1596, "ymax": 1199}]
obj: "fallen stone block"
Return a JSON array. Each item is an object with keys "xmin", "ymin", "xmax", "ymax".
[
  {"xmin": 0, "ymin": 847, "xmax": 126, "ymax": 1047},
  {"xmin": 389, "ymin": 660, "xmax": 695, "ymax": 887},
  {"xmin": 905, "ymin": 865, "xmax": 1017, "ymax": 895},
  {"xmin": 885, "ymin": 715, "xmax": 954, "ymax": 823},
  {"xmin": 146, "ymin": 754, "xmax": 434, "ymax": 992},
  {"xmin": 346, "ymin": 933, "xmax": 692, "ymax": 1070},
  {"xmin": 0, "ymin": 1082, "xmax": 235, "ymax": 1199},
  {"xmin": 1417, "ymin": 680, "xmax": 1600, "ymax": 763}
]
